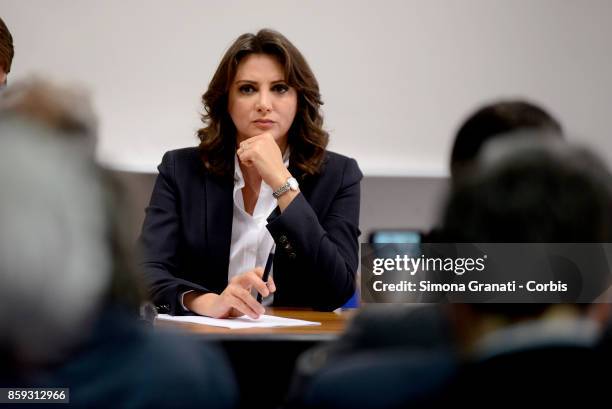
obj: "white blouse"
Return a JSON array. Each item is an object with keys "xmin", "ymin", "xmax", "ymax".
[
  {"xmin": 181, "ymin": 150, "xmax": 289, "ymax": 310},
  {"xmin": 227, "ymin": 153, "xmax": 284, "ymax": 305}
]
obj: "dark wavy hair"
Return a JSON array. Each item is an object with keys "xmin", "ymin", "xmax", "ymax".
[
  {"xmin": 450, "ymin": 100, "xmax": 562, "ymax": 183},
  {"xmin": 197, "ymin": 29, "xmax": 328, "ymax": 178},
  {"xmin": 0, "ymin": 17, "xmax": 14, "ymax": 74}
]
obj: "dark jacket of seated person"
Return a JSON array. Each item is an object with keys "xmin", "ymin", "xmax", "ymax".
[
  {"xmin": 2, "ymin": 305, "xmax": 238, "ymax": 409},
  {"xmin": 140, "ymin": 147, "xmax": 362, "ymax": 315}
]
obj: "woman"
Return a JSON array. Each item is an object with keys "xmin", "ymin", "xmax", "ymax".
[{"xmin": 140, "ymin": 29, "xmax": 362, "ymax": 318}]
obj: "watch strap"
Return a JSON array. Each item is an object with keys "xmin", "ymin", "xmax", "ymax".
[{"xmin": 273, "ymin": 177, "xmax": 297, "ymax": 198}]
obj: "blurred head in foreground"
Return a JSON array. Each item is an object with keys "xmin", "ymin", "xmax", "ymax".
[
  {"xmin": 450, "ymin": 100, "xmax": 563, "ymax": 185},
  {"xmin": 445, "ymin": 136, "xmax": 612, "ymax": 243},
  {"xmin": 442, "ymin": 136, "xmax": 612, "ymax": 339},
  {"xmin": 0, "ymin": 79, "xmax": 142, "ymax": 368},
  {"xmin": 0, "ymin": 79, "xmax": 238, "ymax": 409}
]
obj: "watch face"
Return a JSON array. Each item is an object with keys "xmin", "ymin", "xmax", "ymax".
[{"xmin": 288, "ymin": 177, "xmax": 299, "ymax": 190}]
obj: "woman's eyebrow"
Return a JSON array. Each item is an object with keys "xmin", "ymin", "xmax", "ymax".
[
  {"xmin": 235, "ymin": 79, "xmax": 256, "ymax": 84},
  {"xmin": 234, "ymin": 79, "xmax": 286, "ymax": 84}
]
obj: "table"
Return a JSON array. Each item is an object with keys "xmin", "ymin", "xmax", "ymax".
[{"xmin": 155, "ymin": 308, "xmax": 355, "ymax": 408}]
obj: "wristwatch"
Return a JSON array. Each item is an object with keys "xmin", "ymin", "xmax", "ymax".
[{"xmin": 273, "ymin": 177, "xmax": 299, "ymax": 198}]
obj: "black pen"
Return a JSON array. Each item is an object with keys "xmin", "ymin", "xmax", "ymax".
[{"xmin": 257, "ymin": 251, "xmax": 274, "ymax": 303}]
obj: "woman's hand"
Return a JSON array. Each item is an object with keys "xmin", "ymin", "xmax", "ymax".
[
  {"xmin": 184, "ymin": 267, "xmax": 276, "ymax": 319},
  {"xmin": 237, "ymin": 132, "xmax": 292, "ymax": 190}
]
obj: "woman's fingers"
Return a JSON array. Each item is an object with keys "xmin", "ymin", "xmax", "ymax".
[
  {"xmin": 228, "ymin": 287, "xmax": 264, "ymax": 318},
  {"xmin": 211, "ymin": 265, "xmax": 274, "ymax": 319},
  {"xmin": 237, "ymin": 137, "xmax": 260, "ymax": 158},
  {"xmin": 234, "ymin": 268, "xmax": 269, "ymax": 298},
  {"xmin": 237, "ymin": 133, "xmax": 287, "ymax": 187},
  {"xmin": 228, "ymin": 308, "xmax": 243, "ymax": 317},
  {"xmin": 238, "ymin": 133, "xmax": 271, "ymax": 149},
  {"xmin": 237, "ymin": 133, "xmax": 275, "ymax": 161},
  {"xmin": 249, "ymin": 267, "xmax": 270, "ymax": 297},
  {"xmin": 227, "ymin": 295, "xmax": 259, "ymax": 319},
  {"xmin": 252, "ymin": 266, "xmax": 264, "ymax": 278},
  {"xmin": 267, "ymin": 276, "xmax": 277, "ymax": 293},
  {"xmin": 251, "ymin": 265, "xmax": 275, "ymax": 295},
  {"xmin": 236, "ymin": 148, "xmax": 255, "ymax": 167}
]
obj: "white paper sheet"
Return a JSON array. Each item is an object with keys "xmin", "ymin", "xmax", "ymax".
[{"xmin": 156, "ymin": 314, "xmax": 321, "ymax": 329}]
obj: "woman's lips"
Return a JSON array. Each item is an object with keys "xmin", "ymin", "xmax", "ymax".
[{"xmin": 253, "ymin": 120, "xmax": 275, "ymax": 129}]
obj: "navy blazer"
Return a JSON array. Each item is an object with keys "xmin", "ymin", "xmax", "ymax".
[{"xmin": 140, "ymin": 147, "xmax": 362, "ymax": 315}]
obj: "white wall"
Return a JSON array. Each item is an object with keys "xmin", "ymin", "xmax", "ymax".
[{"xmin": 2, "ymin": 0, "xmax": 612, "ymax": 176}]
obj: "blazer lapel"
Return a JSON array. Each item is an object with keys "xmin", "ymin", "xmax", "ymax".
[{"xmin": 204, "ymin": 173, "xmax": 234, "ymax": 292}]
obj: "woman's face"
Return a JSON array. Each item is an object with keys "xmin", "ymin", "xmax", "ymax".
[{"xmin": 228, "ymin": 53, "xmax": 297, "ymax": 147}]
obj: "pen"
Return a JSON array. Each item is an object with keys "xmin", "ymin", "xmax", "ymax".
[{"xmin": 257, "ymin": 251, "xmax": 274, "ymax": 303}]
